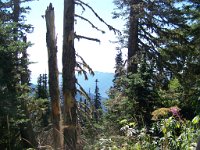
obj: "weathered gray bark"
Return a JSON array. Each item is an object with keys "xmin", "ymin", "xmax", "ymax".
[
  {"xmin": 45, "ymin": 3, "xmax": 63, "ymax": 149},
  {"xmin": 63, "ymin": 0, "xmax": 77, "ymax": 149},
  {"xmin": 127, "ymin": 0, "xmax": 140, "ymax": 73}
]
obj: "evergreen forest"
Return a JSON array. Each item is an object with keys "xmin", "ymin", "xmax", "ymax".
[{"xmin": 0, "ymin": 0, "xmax": 200, "ymax": 149}]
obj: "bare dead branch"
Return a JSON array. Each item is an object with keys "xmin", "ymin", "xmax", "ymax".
[
  {"xmin": 76, "ymin": 63, "xmax": 88, "ymax": 80},
  {"xmin": 76, "ymin": 83, "xmax": 92, "ymax": 104},
  {"xmin": 75, "ymin": 14, "xmax": 105, "ymax": 34},
  {"xmin": 75, "ymin": 0, "xmax": 121, "ymax": 35},
  {"xmin": 76, "ymin": 53, "xmax": 94, "ymax": 76},
  {"xmin": 75, "ymin": 33, "xmax": 101, "ymax": 42},
  {"xmin": 75, "ymin": 0, "xmax": 85, "ymax": 14}
]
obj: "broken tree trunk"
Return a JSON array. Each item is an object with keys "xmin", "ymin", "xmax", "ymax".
[
  {"xmin": 63, "ymin": 0, "xmax": 77, "ymax": 149},
  {"xmin": 45, "ymin": 3, "xmax": 63, "ymax": 149}
]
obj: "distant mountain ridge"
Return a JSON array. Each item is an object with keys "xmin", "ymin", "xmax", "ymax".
[
  {"xmin": 31, "ymin": 71, "xmax": 114, "ymax": 98},
  {"xmin": 76, "ymin": 71, "xmax": 114, "ymax": 98}
]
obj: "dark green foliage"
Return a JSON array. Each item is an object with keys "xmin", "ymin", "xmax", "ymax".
[
  {"xmin": 113, "ymin": 0, "xmax": 188, "ymax": 60},
  {"xmin": 90, "ymin": 0, "xmax": 200, "ymax": 149},
  {"xmin": 35, "ymin": 74, "xmax": 50, "ymax": 127},
  {"xmin": 113, "ymin": 50, "xmax": 126, "ymax": 91},
  {"xmin": 0, "ymin": 22, "xmax": 33, "ymax": 149},
  {"xmin": 0, "ymin": 0, "xmax": 38, "ymax": 149},
  {"xmin": 93, "ymin": 79, "xmax": 102, "ymax": 122},
  {"xmin": 0, "ymin": 0, "xmax": 200, "ymax": 148},
  {"xmin": 106, "ymin": 54, "xmax": 161, "ymax": 129},
  {"xmin": 126, "ymin": 54, "xmax": 161, "ymax": 126},
  {"xmin": 0, "ymin": 20, "xmax": 26, "ymax": 149},
  {"xmin": 36, "ymin": 74, "xmax": 48, "ymax": 99},
  {"xmin": 110, "ymin": 0, "xmax": 200, "ymax": 122},
  {"xmin": 156, "ymin": 1, "xmax": 200, "ymax": 118}
]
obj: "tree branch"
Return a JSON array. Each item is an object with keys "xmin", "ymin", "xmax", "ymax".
[
  {"xmin": 75, "ymin": 33, "xmax": 100, "ymax": 42},
  {"xmin": 75, "ymin": 52, "xmax": 94, "ymax": 78},
  {"xmin": 75, "ymin": 0, "xmax": 121, "ymax": 35},
  {"xmin": 75, "ymin": 14, "xmax": 105, "ymax": 34}
]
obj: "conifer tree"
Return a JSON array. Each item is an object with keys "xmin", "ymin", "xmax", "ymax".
[
  {"xmin": 113, "ymin": 0, "xmax": 189, "ymax": 72},
  {"xmin": 113, "ymin": 50, "xmax": 126, "ymax": 91},
  {"xmin": 112, "ymin": 0, "xmax": 191, "ymax": 124},
  {"xmin": 13, "ymin": 0, "xmax": 37, "ymax": 147},
  {"xmin": 0, "ymin": 20, "xmax": 21, "ymax": 150},
  {"xmin": 36, "ymin": 74, "xmax": 48, "ymax": 99},
  {"xmin": 0, "ymin": 0, "xmax": 37, "ymax": 148},
  {"xmin": 35, "ymin": 73, "xmax": 50, "ymax": 127},
  {"xmin": 157, "ymin": 0, "xmax": 200, "ymax": 117},
  {"xmin": 94, "ymin": 79, "xmax": 102, "ymax": 122}
]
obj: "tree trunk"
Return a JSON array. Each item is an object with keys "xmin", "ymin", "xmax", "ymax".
[
  {"xmin": 127, "ymin": 0, "xmax": 140, "ymax": 73},
  {"xmin": 45, "ymin": 3, "xmax": 63, "ymax": 149},
  {"xmin": 63, "ymin": 0, "xmax": 77, "ymax": 149},
  {"xmin": 13, "ymin": 0, "xmax": 20, "ymax": 41}
]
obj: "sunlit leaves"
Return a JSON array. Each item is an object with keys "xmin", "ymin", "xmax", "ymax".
[{"xmin": 192, "ymin": 115, "xmax": 200, "ymax": 125}]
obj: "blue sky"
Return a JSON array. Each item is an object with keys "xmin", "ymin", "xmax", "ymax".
[{"xmin": 26, "ymin": 0, "xmax": 125, "ymax": 81}]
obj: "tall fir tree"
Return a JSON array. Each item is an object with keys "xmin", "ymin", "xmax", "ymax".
[
  {"xmin": 0, "ymin": 0, "xmax": 37, "ymax": 148},
  {"xmin": 35, "ymin": 73, "xmax": 50, "ymax": 127},
  {"xmin": 36, "ymin": 74, "xmax": 48, "ymax": 99},
  {"xmin": 157, "ymin": 0, "xmax": 200, "ymax": 117},
  {"xmin": 113, "ymin": 50, "xmax": 126, "ymax": 91},
  {"xmin": 93, "ymin": 79, "xmax": 102, "ymax": 122},
  {"xmin": 112, "ymin": 0, "xmax": 193, "ymax": 125}
]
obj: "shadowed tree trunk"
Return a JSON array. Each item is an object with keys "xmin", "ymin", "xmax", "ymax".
[
  {"xmin": 127, "ymin": 0, "xmax": 140, "ymax": 73},
  {"xmin": 45, "ymin": 3, "xmax": 63, "ymax": 149},
  {"xmin": 13, "ymin": 0, "xmax": 20, "ymax": 42},
  {"xmin": 63, "ymin": 0, "xmax": 77, "ymax": 149}
]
